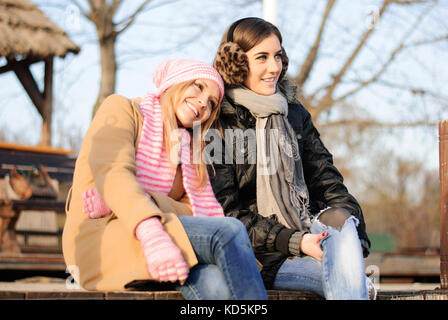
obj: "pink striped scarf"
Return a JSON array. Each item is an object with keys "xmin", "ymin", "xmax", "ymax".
[{"xmin": 134, "ymin": 93, "xmax": 224, "ymax": 217}]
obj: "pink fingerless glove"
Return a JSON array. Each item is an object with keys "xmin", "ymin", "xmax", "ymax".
[
  {"xmin": 135, "ymin": 217, "xmax": 189, "ymax": 283},
  {"xmin": 82, "ymin": 188, "xmax": 111, "ymax": 219}
]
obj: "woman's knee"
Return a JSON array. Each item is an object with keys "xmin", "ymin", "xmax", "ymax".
[
  {"xmin": 214, "ymin": 217, "xmax": 248, "ymax": 246},
  {"xmin": 317, "ymin": 207, "xmax": 351, "ymax": 230},
  {"xmin": 221, "ymin": 217, "xmax": 246, "ymax": 233}
]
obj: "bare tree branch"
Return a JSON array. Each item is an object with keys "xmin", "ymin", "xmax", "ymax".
[
  {"xmin": 406, "ymin": 34, "xmax": 448, "ymax": 47},
  {"xmin": 115, "ymin": 0, "xmax": 154, "ymax": 35},
  {"xmin": 313, "ymin": 0, "xmax": 390, "ymax": 116},
  {"xmin": 331, "ymin": 0, "xmax": 438, "ymax": 103},
  {"xmin": 389, "ymin": 0, "xmax": 434, "ymax": 4},
  {"xmin": 294, "ymin": 0, "xmax": 336, "ymax": 90},
  {"xmin": 306, "ymin": 0, "xmax": 444, "ymax": 122},
  {"xmin": 110, "ymin": 0, "xmax": 123, "ymax": 16},
  {"xmin": 88, "ymin": 0, "xmax": 101, "ymax": 13},
  {"xmin": 320, "ymin": 119, "xmax": 437, "ymax": 129},
  {"xmin": 85, "ymin": 0, "xmax": 103, "ymax": 23},
  {"xmin": 115, "ymin": 0, "xmax": 180, "ymax": 35},
  {"xmin": 375, "ymin": 79, "xmax": 448, "ymax": 101},
  {"xmin": 117, "ymin": 29, "xmax": 203, "ymax": 68}
]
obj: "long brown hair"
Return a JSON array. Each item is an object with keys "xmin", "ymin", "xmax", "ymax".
[{"xmin": 159, "ymin": 80, "xmax": 222, "ymax": 189}]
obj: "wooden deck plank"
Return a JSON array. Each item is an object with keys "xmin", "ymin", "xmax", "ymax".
[
  {"xmin": 0, "ymin": 288, "xmax": 447, "ymax": 300},
  {"xmin": 267, "ymin": 290, "xmax": 322, "ymax": 300},
  {"xmin": 25, "ymin": 291, "xmax": 104, "ymax": 300},
  {"xmin": 105, "ymin": 291, "xmax": 155, "ymax": 300},
  {"xmin": 153, "ymin": 291, "xmax": 184, "ymax": 300},
  {"xmin": 0, "ymin": 291, "xmax": 25, "ymax": 299}
]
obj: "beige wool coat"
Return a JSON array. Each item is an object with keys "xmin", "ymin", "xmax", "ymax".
[{"xmin": 62, "ymin": 94, "xmax": 198, "ymax": 291}]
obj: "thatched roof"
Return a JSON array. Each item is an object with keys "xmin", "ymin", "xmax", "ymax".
[{"xmin": 0, "ymin": 0, "xmax": 80, "ymax": 60}]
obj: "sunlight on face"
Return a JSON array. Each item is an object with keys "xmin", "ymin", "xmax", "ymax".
[
  {"xmin": 175, "ymin": 79, "xmax": 220, "ymax": 128},
  {"xmin": 244, "ymin": 34, "xmax": 282, "ymax": 96}
]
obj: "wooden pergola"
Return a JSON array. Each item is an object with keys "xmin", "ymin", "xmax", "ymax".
[{"xmin": 0, "ymin": 0, "xmax": 80, "ymax": 146}]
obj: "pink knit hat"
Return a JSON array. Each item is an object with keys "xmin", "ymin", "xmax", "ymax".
[{"xmin": 153, "ymin": 59, "xmax": 225, "ymax": 102}]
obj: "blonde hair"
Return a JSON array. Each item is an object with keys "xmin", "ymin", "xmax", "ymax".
[{"xmin": 159, "ymin": 80, "xmax": 222, "ymax": 189}]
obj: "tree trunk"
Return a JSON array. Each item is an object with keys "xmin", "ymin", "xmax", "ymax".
[
  {"xmin": 92, "ymin": 35, "xmax": 117, "ymax": 118},
  {"xmin": 42, "ymin": 57, "xmax": 53, "ymax": 146}
]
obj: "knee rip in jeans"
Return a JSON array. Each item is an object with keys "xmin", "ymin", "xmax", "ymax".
[{"xmin": 315, "ymin": 207, "xmax": 359, "ymax": 231}]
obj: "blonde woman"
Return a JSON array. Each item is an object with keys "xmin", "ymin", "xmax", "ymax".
[{"xmin": 63, "ymin": 59, "xmax": 267, "ymax": 300}]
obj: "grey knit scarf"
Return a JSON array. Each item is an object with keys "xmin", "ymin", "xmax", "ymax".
[{"xmin": 227, "ymin": 86, "xmax": 311, "ymax": 231}]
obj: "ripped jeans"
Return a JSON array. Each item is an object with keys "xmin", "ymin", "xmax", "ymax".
[{"xmin": 272, "ymin": 210, "xmax": 369, "ymax": 300}]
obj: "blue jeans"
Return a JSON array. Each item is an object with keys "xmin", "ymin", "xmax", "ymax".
[
  {"xmin": 176, "ymin": 216, "xmax": 267, "ymax": 300},
  {"xmin": 272, "ymin": 214, "xmax": 369, "ymax": 300}
]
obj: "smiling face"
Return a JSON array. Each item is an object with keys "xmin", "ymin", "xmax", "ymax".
[
  {"xmin": 243, "ymin": 34, "xmax": 283, "ymax": 96},
  {"xmin": 174, "ymin": 79, "xmax": 220, "ymax": 128}
]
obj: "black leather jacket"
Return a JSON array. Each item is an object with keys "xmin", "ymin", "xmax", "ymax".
[{"xmin": 207, "ymin": 92, "xmax": 370, "ymax": 288}]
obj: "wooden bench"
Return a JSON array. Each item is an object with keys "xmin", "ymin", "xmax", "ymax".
[
  {"xmin": 0, "ymin": 288, "xmax": 325, "ymax": 300},
  {"xmin": 0, "ymin": 143, "xmax": 75, "ymax": 256},
  {"xmin": 0, "ymin": 287, "xmax": 447, "ymax": 300},
  {"xmin": 0, "ymin": 120, "xmax": 447, "ymax": 294},
  {"xmin": 0, "ymin": 199, "xmax": 66, "ymax": 254}
]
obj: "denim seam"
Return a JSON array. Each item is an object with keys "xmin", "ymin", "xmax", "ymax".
[
  {"xmin": 187, "ymin": 233, "xmax": 239, "ymax": 299},
  {"xmin": 188, "ymin": 234, "xmax": 213, "ymax": 264},
  {"xmin": 185, "ymin": 281, "xmax": 202, "ymax": 300},
  {"xmin": 215, "ymin": 241, "xmax": 238, "ymax": 299},
  {"xmin": 321, "ymin": 241, "xmax": 332, "ymax": 299},
  {"xmin": 209, "ymin": 224, "xmax": 241, "ymax": 299}
]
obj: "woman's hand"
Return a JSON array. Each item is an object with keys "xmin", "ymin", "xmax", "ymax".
[
  {"xmin": 299, "ymin": 232, "xmax": 327, "ymax": 261},
  {"xmin": 136, "ymin": 217, "xmax": 189, "ymax": 285},
  {"xmin": 82, "ymin": 188, "xmax": 111, "ymax": 219}
]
